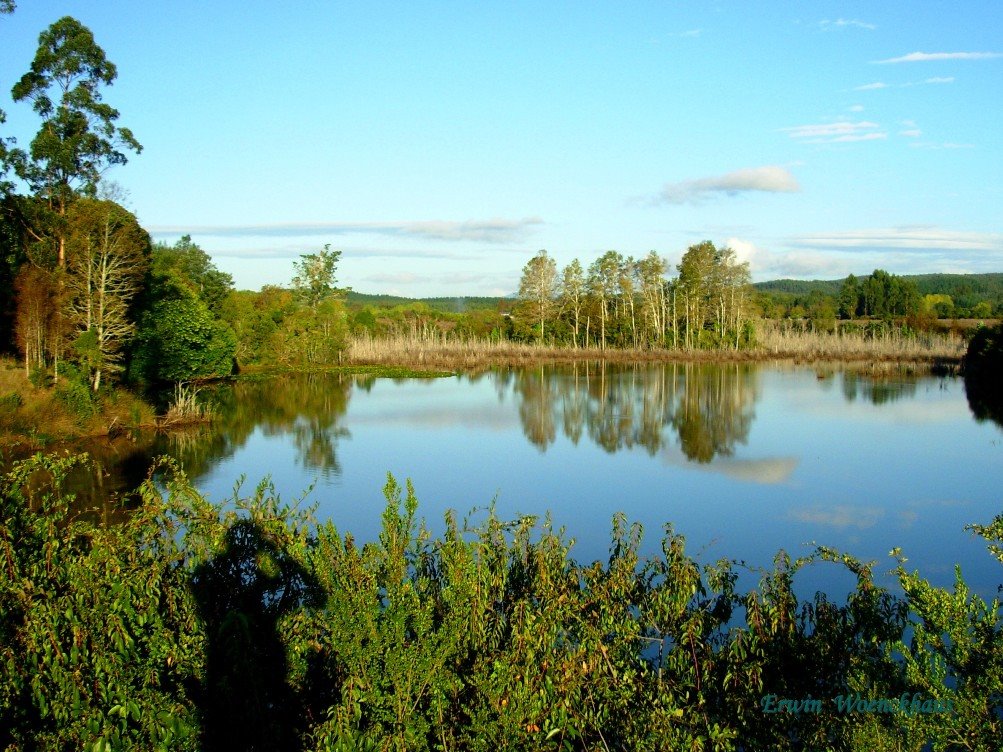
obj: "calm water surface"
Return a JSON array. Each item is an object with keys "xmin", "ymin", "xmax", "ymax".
[{"xmin": 54, "ymin": 363, "xmax": 1003, "ymax": 600}]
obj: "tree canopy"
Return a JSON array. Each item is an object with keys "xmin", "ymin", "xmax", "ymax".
[{"xmin": 11, "ymin": 16, "xmax": 141, "ymax": 267}]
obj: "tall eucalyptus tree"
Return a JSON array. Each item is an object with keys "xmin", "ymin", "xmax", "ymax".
[{"xmin": 12, "ymin": 16, "xmax": 141, "ymax": 266}]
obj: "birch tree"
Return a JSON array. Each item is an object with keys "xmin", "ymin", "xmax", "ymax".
[
  {"xmin": 559, "ymin": 259, "xmax": 585, "ymax": 347},
  {"xmin": 587, "ymin": 251, "xmax": 624, "ymax": 350},
  {"xmin": 64, "ymin": 199, "xmax": 148, "ymax": 390},
  {"xmin": 518, "ymin": 249, "xmax": 557, "ymax": 342},
  {"xmin": 635, "ymin": 251, "xmax": 667, "ymax": 346}
]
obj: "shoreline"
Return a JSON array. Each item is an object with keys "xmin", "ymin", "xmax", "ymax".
[{"xmin": 1, "ymin": 346, "xmax": 965, "ymax": 453}]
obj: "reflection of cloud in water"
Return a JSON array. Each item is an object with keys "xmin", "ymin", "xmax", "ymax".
[
  {"xmin": 349, "ymin": 405, "xmax": 518, "ymax": 431},
  {"xmin": 784, "ymin": 390, "xmax": 964, "ymax": 425},
  {"xmin": 661, "ymin": 446, "xmax": 799, "ymax": 485},
  {"xmin": 788, "ymin": 505, "xmax": 885, "ymax": 529},
  {"xmin": 715, "ymin": 457, "xmax": 800, "ymax": 484}
]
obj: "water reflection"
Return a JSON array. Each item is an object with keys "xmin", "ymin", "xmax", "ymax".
[
  {"xmin": 6, "ymin": 374, "xmax": 356, "ymax": 519},
  {"xmin": 840, "ymin": 372, "xmax": 918, "ymax": 405},
  {"xmin": 964, "ymin": 373, "xmax": 1003, "ymax": 430},
  {"xmin": 208, "ymin": 374, "xmax": 353, "ymax": 478},
  {"xmin": 507, "ymin": 362, "xmax": 760, "ymax": 463},
  {"xmin": 17, "ymin": 363, "xmax": 994, "ymax": 525}
]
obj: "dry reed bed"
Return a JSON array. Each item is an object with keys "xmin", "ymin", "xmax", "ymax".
[{"xmin": 346, "ymin": 326, "xmax": 966, "ymax": 370}]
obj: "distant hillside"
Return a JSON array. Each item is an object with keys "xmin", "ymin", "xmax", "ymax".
[
  {"xmin": 907, "ymin": 273, "xmax": 1003, "ymax": 308},
  {"xmin": 754, "ymin": 273, "xmax": 1003, "ymax": 307},
  {"xmin": 753, "ymin": 278, "xmax": 843, "ymax": 296},
  {"xmin": 346, "ymin": 291, "xmax": 507, "ymax": 313}
]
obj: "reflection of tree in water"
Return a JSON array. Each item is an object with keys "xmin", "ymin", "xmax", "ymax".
[
  {"xmin": 840, "ymin": 372, "xmax": 918, "ymax": 405},
  {"xmin": 191, "ymin": 519, "xmax": 325, "ymax": 751},
  {"xmin": 5, "ymin": 438, "xmax": 154, "ymax": 525},
  {"xmin": 964, "ymin": 373, "xmax": 1003, "ymax": 430},
  {"xmin": 12, "ymin": 375, "xmax": 355, "ymax": 519},
  {"xmin": 167, "ymin": 374, "xmax": 353, "ymax": 480},
  {"xmin": 669, "ymin": 363, "xmax": 758, "ymax": 463},
  {"xmin": 509, "ymin": 361, "xmax": 760, "ymax": 463},
  {"xmin": 513, "ymin": 367, "xmax": 557, "ymax": 450}
]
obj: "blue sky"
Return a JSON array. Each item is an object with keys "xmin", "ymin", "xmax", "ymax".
[{"xmin": 2, "ymin": 1, "xmax": 1001, "ymax": 295}]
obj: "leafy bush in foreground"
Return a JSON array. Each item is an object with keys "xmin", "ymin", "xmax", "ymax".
[{"xmin": 1, "ymin": 454, "xmax": 1001, "ymax": 751}]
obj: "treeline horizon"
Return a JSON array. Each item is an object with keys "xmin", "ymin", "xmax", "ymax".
[{"xmin": 337, "ymin": 270, "xmax": 1003, "ymax": 313}]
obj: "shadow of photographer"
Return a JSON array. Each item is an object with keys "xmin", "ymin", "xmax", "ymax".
[{"xmin": 190, "ymin": 519, "xmax": 325, "ymax": 752}]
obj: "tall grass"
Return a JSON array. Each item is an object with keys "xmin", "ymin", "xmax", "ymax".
[
  {"xmin": 346, "ymin": 321, "xmax": 966, "ymax": 369},
  {"xmin": 159, "ymin": 383, "xmax": 213, "ymax": 427},
  {"xmin": 753, "ymin": 319, "xmax": 965, "ymax": 361}
]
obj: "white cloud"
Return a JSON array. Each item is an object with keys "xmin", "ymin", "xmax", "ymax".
[
  {"xmin": 725, "ymin": 237, "xmax": 771, "ymax": 272},
  {"xmin": 875, "ymin": 51, "xmax": 1003, "ymax": 64},
  {"xmin": 909, "ymin": 141, "xmax": 975, "ymax": 150},
  {"xmin": 148, "ymin": 217, "xmax": 544, "ymax": 244},
  {"xmin": 819, "ymin": 18, "xmax": 876, "ymax": 31},
  {"xmin": 655, "ymin": 166, "xmax": 800, "ymax": 204},
  {"xmin": 782, "ymin": 120, "xmax": 885, "ymax": 143},
  {"xmin": 848, "ymin": 104, "xmax": 865, "ymax": 112},
  {"xmin": 924, "ymin": 76, "xmax": 955, "ymax": 84},
  {"xmin": 899, "ymin": 129, "xmax": 922, "ymax": 138},
  {"xmin": 788, "ymin": 227, "xmax": 1003, "ymax": 253},
  {"xmin": 854, "ymin": 81, "xmax": 889, "ymax": 90}
]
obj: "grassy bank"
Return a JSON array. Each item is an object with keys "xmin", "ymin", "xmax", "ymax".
[
  {"xmin": 345, "ymin": 322, "xmax": 966, "ymax": 370},
  {"xmin": 0, "ymin": 357, "xmax": 158, "ymax": 451}
]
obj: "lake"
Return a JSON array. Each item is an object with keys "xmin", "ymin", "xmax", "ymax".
[{"xmin": 42, "ymin": 362, "xmax": 1003, "ymax": 601}]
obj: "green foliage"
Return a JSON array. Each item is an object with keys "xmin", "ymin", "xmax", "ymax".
[
  {"xmin": 54, "ymin": 363, "xmax": 97, "ymax": 421},
  {"xmin": 2, "ymin": 455, "xmax": 1001, "ymax": 750},
  {"xmin": 150, "ymin": 235, "xmax": 233, "ymax": 315},
  {"xmin": 964, "ymin": 323, "xmax": 1003, "ymax": 377},
  {"xmin": 963, "ymin": 324, "xmax": 1003, "ymax": 427},
  {"xmin": 132, "ymin": 295, "xmax": 236, "ymax": 382},
  {"xmin": 11, "ymin": 16, "xmax": 141, "ymax": 206},
  {"xmin": 293, "ymin": 244, "xmax": 342, "ymax": 310},
  {"xmin": 0, "ymin": 453, "xmax": 202, "ymax": 750}
]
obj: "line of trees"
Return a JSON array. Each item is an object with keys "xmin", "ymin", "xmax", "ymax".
[{"xmin": 514, "ymin": 242, "xmax": 753, "ymax": 349}]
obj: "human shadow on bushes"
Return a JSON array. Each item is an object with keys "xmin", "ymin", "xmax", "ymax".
[{"xmin": 190, "ymin": 519, "xmax": 325, "ymax": 752}]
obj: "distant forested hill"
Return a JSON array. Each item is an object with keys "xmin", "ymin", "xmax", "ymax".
[
  {"xmin": 907, "ymin": 273, "xmax": 1003, "ymax": 308},
  {"xmin": 346, "ymin": 291, "xmax": 507, "ymax": 312},
  {"xmin": 755, "ymin": 273, "xmax": 1003, "ymax": 308},
  {"xmin": 753, "ymin": 278, "xmax": 843, "ymax": 296}
]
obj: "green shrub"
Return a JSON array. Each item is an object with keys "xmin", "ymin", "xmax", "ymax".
[
  {"xmin": 2, "ymin": 455, "xmax": 1001, "ymax": 750},
  {"xmin": 54, "ymin": 366, "xmax": 97, "ymax": 423}
]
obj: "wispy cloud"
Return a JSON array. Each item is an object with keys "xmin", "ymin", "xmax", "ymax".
[
  {"xmin": 654, "ymin": 166, "xmax": 800, "ymax": 205},
  {"xmin": 207, "ymin": 245, "xmax": 483, "ymax": 261},
  {"xmin": 923, "ymin": 76, "xmax": 955, "ymax": 84},
  {"xmin": 848, "ymin": 104, "xmax": 865, "ymax": 112},
  {"xmin": 819, "ymin": 18, "xmax": 876, "ymax": 31},
  {"xmin": 361, "ymin": 271, "xmax": 498, "ymax": 286},
  {"xmin": 788, "ymin": 227, "xmax": 1003, "ymax": 253},
  {"xmin": 788, "ymin": 504, "xmax": 884, "ymax": 529},
  {"xmin": 875, "ymin": 51, "xmax": 1003, "ymax": 64},
  {"xmin": 854, "ymin": 81, "xmax": 889, "ymax": 90},
  {"xmin": 908, "ymin": 141, "xmax": 975, "ymax": 150},
  {"xmin": 899, "ymin": 120, "xmax": 922, "ymax": 138},
  {"xmin": 148, "ymin": 217, "xmax": 544, "ymax": 244},
  {"xmin": 782, "ymin": 121, "xmax": 886, "ymax": 143}
]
